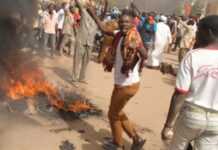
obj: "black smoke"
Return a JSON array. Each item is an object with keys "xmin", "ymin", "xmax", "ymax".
[
  {"xmin": 0, "ymin": 0, "xmax": 38, "ymax": 90},
  {"xmin": 0, "ymin": 0, "xmax": 37, "ymax": 53}
]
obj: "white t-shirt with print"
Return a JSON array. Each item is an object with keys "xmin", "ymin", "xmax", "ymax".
[
  {"xmin": 114, "ymin": 37, "xmax": 140, "ymax": 86},
  {"xmin": 176, "ymin": 48, "xmax": 218, "ymax": 111}
]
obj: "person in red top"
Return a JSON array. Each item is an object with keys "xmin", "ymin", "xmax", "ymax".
[
  {"xmin": 73, "ymin": 7, "xmax": 81, "ymax": 28},
  {"xmin": 133, "ymin": 12, "xmax": 140, "ymax": 27}
]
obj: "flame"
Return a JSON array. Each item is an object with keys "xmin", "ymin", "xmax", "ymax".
[{"xmin": 3, "ymin": 66, "xmax": 92, "ymax": 112}]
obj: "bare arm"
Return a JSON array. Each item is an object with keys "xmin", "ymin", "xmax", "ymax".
[
  {"xmin": 87, "ymin": 6, "xmax": 114, "ymax": 36},
  {"xmin": 130, "ymin": 2, "xmax": 141, "ymax": 16},
  {"xmin": 179, "ymin": 20, "xmax": 189, "ymax": 30},
  {"xmin": 161, "ymin": 90, "xmax": 186, "ymax": 140},
  {"xmin": 75, "ymin": 0, "xmax": 83, "ymax": 13},
  {"xmin": 138, "ymin": 47, "xmax": 147, "ymax": 60},
  {"xmin": 138, "ymin": 47, "xmax": 147, "ymax": 73},
  {"xmin": 100, "ymin": 0, "xmax": 108, "ymax": 21},
  {"xmin": 164, "ymin": 90, "xmax": 185, "ymax": 128}
]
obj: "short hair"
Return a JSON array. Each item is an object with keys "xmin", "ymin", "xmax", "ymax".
[
  {"xmin": 142, "ymin": 12, "xmax": 147, "ymax": 17},
  {"xmin": 121, "ymin": 9, "xmax": 134, "ymax": 18},
  {"xmin": 196, "ymin": 15, "xmax": 218, "ymax": 47}
]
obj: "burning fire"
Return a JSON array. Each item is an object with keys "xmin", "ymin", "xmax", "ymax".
[{"xmin": 2, "ymin": 65, "xmax": 92, "ymax": 113}]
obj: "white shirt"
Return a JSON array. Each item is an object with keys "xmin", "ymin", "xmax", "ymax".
[
  {"xmin": 176, "ymin": 48, "xmax": 218, "ymax": 111},
  {"xmin": 155, "ymin": 22, "xmax": 172, "ymax": 47},
  {"xmin": 114, "ymin": 38, "xmax": 140, "ymax": 86},
  {"xmin": 57, "ymin": 9, "xmax": 65, "ymax": 29},
  {"xmin": 42, "ymin": 11, "xmax": 58, "ymax": 34}
]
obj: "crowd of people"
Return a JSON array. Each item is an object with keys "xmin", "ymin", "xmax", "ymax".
[{"xmin": 28, "ymin": 0, "xmax": 218, "ymax": 150}]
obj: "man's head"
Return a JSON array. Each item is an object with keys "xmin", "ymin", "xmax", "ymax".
[
  {"xmin": 69, "ymin": 6, "xmax": 74, "ymax": 14},
  {"xmin": 187, "ymin": 19, "xmax": 195, "ymax": 26},
  {"xmin": 142, "ymin": 12, "xmax": 147, "ymax": 17},
  {"xmin": 119, "ymin": 9, "xmax": 134, "ymax": 34},
  {"xmin": 48, "ymin": 3, "xmax": 55, "ymax": 14},
  {"xmin": 196, "ymin": 15, "xmax": 218, "ymax": 48}
]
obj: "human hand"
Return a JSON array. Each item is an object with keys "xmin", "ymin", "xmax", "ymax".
[{"xmin": 161, "ymin": 126, "xmax": 174, "ymax": 141}]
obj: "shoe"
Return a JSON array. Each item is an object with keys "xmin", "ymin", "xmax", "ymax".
[
  {"xmin": 102, "ymin": 140, "xmax": 124, "ymax": 150},
  {"xmin": 131, "ymin": 138, "xmax": 146, "ymax": 150},
  {"xmin": 71, "ymin": 80, "xmax": 79, "ymax": 88}
]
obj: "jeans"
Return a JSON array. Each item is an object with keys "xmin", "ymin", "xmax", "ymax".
[
  {"xmin": 108, "ymin": 83, "xmax": 139, "ymax": 146},
  {"xmin": 43, "ymin": 33, "xmax": 56, "ymax": 55},
  {"xmin": 170, "ymin": 102, "xmax": 218, "ymax": 150}
]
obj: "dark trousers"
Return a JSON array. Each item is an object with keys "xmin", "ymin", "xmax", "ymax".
[{"xmin": 43, "ymin": 33, "xmax": 56, "ymax": 55}]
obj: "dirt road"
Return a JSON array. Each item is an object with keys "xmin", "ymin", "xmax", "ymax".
[{"xmin": 0, "ymin": 51, "xmax": 177, "ymax": 150}]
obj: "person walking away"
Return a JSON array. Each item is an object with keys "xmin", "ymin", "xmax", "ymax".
[
  {"xmin": 88, "ymin": 6, "xmax": 147, "ymax": 150},
  {"xmin": 59, "ymin": 6, "xmax": 76, "ymax": 56},
  {"xmin": 71, "ymin": 0, "xmax": 98, "ymax": 85},
  {"xmin": 162, "ymin": 15, "xmax": 218, "ymax": 150},
  {"xmin": 138, "ymin": 14, "xmax": 157, "ymax": 68},
  {"xmin": 147, "ymin": 16, "xmax": 172, "ymax": 69},
  {"xmin": 42, "ymin": 4, "xmax": 58, "ymax": 57}
]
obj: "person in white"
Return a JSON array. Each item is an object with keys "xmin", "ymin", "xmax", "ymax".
[
  {"xmin": 42, "ymin": 3, "xmax": 58, "ymax": 56},
  {"xmin": 147, "ymin": 16, "xmax": 172, "ymax": 68},
  {"xmin": 178, "ymin": 18, "xmax": 197, "ymax": 62},
  {"xmin": 56, "ymin": 2, "xmax": 68, "ymax": 47},
  {"xmin": 162, "ymin": 15, "xmax": 218, "ymax": 150}
]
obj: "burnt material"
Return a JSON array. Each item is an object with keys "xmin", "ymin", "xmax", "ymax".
[
  {"xmin": 59, "ymin": 99, "xmax": 102, "ymax": 120},
  {"xmin": 59, "ymin": 140, "xmax": 75, "ymax": 150}
]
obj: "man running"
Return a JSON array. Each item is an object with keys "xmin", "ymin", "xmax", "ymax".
[{"xmin": 88, "ymin": 6, "xmax": 147, "ymax": 150}]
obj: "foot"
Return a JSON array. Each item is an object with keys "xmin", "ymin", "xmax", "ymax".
[
  {"xmin": 79, "ymin": 80, "xmax": 88, "ymax": 84},
  {"xmin": 71, "ymin": 80, "xmax": 79, "ymax": 88},
  {"xmin": 131, "ymin": 138, "xmax": 146, "ymax": 150},
  {"xmin": 103, "ymin": 141, "xmax": 124, "ymax": 150}
]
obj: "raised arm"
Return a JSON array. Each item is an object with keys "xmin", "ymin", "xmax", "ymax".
[
  {"xmin": 100, "ymin": 0, "xmax": 108, "ymax": 21},
  {"xmin": 130, "ymin": 2, "xmax": 141, "ymax": 16},
  {"xmin": 74, "ymin": 0, "xmax": 84, "ymax": 16},
  {"xmin": 87, "ymin": 5, "xmax": 114, "ymax": 36}
]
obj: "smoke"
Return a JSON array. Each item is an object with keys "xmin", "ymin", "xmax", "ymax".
[
  {"xmin": 0, "ymin": 0, "xmax": 38, "ymax": 91},
  {"xmin": 0, "ymin": 0, "xmax": 37, "ymax": 53}
]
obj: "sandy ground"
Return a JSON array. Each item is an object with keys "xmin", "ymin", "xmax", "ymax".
[{"xmin": 0, "ymin": 50, "xmax": 178, "ymax": 150}]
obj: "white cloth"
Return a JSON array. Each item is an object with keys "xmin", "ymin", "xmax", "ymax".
[
  {"xmin": 57, "ymin": 9, "xmax": 65, "ymax": 30},
  {"xmin": 33, "ymin": 9, "xmax": 44, "ymax": 28},
  {"xmin": 170, "ymin": 104, "xmax": 218, "ymax": 150},
  {"xmin": 114, "ymin": 37, "xmax": 140, "ymax": 86},
  {"xmin": 176, "ymin": 48, "xmax": 218, "ymax": 111},
  {"xmin": 179, "ymin": 21, "xmax": 196, "ymax": 48},
  {"xmin": 42, "ymin": 11, "xmax": 58, "ymax": 34},
  {"xmin": 147, "ymin": 22, "xmax": 172, "ymax": 67}
]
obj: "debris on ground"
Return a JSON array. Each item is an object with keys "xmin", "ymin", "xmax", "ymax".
[{"xmin": 59, "ymin": 140, "xmax": 75, "ymax": 150}]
